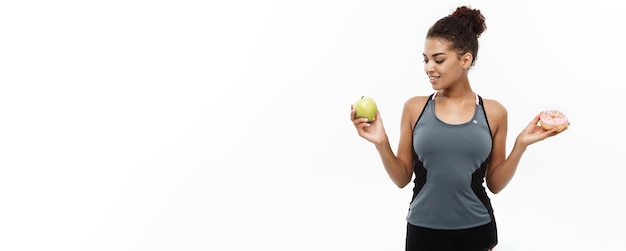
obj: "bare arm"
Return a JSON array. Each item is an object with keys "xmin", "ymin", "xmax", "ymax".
[
  {"xmin": 351, "ymin": 97, "xmax": 424, "ymax": 188},
  {"xmin": 376, "ymin": 98, "xmax": 422, "ymax": 188},
  {"xmin": 373, "ymin": 137, "xmax": 412, "ymax": 188},
  {"xmin": 485, "ymin": 101, "xmax": 568, "ymax": 194}
]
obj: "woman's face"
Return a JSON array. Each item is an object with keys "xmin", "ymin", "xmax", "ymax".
[{"xmin": 422, "ymin": 37, "xmax": 470, "ymax": 90}]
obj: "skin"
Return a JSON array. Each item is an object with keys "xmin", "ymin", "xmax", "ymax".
[{"xmin": 350, "ymin": 37, "xmax": 569, "ymax": 194}]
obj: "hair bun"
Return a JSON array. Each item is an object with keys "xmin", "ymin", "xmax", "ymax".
[{"xmin": 451, "ymin": 6, "xmax": 486, "ymax": 37}]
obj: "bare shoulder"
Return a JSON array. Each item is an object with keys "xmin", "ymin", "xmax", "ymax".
[
  {"xmin": 482, "ymin": 98, "xmax": 507, "ymax": 119},
  {"xmin": 401, "ymin": 95, "xmax": 430, "ymax": 126},
  {"xmin": 402, "ymin": 95, "xmax": 430, "ymax": 113}
]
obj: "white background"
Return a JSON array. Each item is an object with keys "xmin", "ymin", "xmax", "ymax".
[{"xmin": 1, "ymin": 0, "xmax": 624, "ymax": 250}]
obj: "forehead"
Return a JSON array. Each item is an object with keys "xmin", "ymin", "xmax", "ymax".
[{"xmin": 423, "ymin": 37, "xmax": 454, "ymax": 56}]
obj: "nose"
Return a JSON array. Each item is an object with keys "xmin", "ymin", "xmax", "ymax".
[{"xmin": 424, "ymin": 60, "xmax": 434, "ymax": 73}]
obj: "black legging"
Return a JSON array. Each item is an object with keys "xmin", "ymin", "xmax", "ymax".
[{"xmin": 405, "ymin": 220, "xmax": 498, "ymax": 251}]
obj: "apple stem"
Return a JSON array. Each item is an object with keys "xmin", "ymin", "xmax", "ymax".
[{"xmin": 361, "ymin": 95, "xmax": 364, "ymax": 99}]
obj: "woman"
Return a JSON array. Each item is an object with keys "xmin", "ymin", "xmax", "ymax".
[{"xmin": 350, "ymin": 6, "xmax": 568, "ymax": 251}]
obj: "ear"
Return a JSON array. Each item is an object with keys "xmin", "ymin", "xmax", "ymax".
[{"xmin": 461, "ymin": 52, "xmax": 473, "ymax": 69}]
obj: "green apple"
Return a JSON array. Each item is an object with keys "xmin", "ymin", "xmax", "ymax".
[{"xmin": 354, "ymin": 96, "xmax": 377, "ymax": 122}]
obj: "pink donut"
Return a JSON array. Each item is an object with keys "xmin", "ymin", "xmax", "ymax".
[{"xmin": 540, "ymin": 110, "xmax": 568, "ymax": 132}]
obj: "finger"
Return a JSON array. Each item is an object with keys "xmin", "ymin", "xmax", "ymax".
[
  {"xmin": 554, "ymin": 124, "xmax": 570, "ymax": 134},
  {"xmin": 544, "ymin": 126, "xmax": 563, "ymax": 137},
  {"xmin": 353, "ymin": 117, "xmax": 370, "ymax": 127},
  {"xmin": 355, "ymin": 122, "xmax": 371, "ymax": 134},
  {"xmin": 350, "ymin": 104, "xmax": 356, "ymax": 120},
  {"xmin": 529, "ymin": 113, "xmax": 541, "ymax": 126}
]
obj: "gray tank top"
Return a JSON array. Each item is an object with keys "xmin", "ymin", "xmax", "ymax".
[{"xmin": 407, "ymin": 92, "xmax": 494, "ymax": 230}]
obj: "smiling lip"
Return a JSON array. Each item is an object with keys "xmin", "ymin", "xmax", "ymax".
[{"xmin": 429, "ymin": 76, "xmax": 439, "ymax": 84}]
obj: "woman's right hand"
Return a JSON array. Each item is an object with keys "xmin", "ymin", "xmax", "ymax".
[{"xmin": 350, "ymin": 105, "xmax": 388, "ymax": 146}]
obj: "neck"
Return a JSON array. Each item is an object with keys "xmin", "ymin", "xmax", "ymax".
[{"xmin": 437, "ymin": 84, "xmax": 474, "ymax": 102}]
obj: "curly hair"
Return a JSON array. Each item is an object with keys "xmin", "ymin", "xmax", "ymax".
[{"xmin": 427, "ymin": 6, "xmax": 487, "ymax": 66}]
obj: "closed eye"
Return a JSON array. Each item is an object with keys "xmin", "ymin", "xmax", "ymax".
[{"xmin": 423, "ymin": 59, "xmax": 444, "ymax": 64}]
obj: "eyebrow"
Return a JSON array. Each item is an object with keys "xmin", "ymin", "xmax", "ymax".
[{"xmin": 422, "ymin": 52, "xmax": 446, "ymax": 57}]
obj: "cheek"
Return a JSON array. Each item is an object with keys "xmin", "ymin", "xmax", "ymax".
[
  {"xmin": 435, "ymin": 65, "xmax": 447, "ymax": 75},
  {"xmin": 440, "ymin": 62, "xmax": 460, "ymax": 76}
]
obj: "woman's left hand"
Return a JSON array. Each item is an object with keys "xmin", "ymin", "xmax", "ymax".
[{"xmin": 516, "ymin": 113, "xmax": 569, "ymax": 147}]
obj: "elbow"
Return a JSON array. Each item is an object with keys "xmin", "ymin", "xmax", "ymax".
[
  {"xmin": 489, "ymin": 188, "xmax": 502, "ymax": 194},
  {"xmin": 487, "ymin": 184, "xmax": 503, "ymax": 194},
  {"xmin": 395, "ymin": 179, "xmax": 411, "ymax": 189},
  {"xmin": 486, "ymin": 177, "xmax": 502, "ymax": 194}
]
